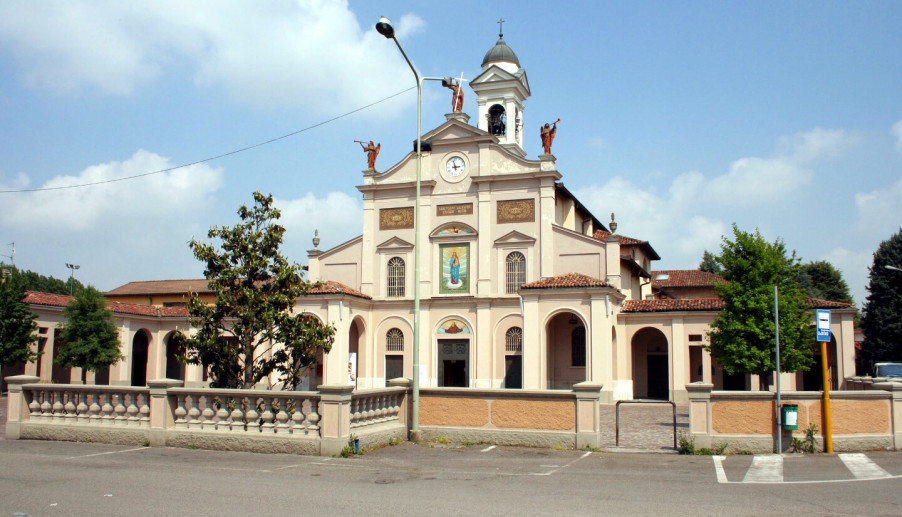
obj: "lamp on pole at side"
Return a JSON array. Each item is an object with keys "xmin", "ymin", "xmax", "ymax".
[{"xmin": 66, "ymin": 263, "xmax": 80, "ymax": 296}]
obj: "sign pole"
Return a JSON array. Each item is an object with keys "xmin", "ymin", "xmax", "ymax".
[
  {"xmin": 774, "ymin": 286, "xmax": 782, "ymax": 454},
  {"xmin": 816, "ymin": 309, "xmax": 834, "ymax": 453}
]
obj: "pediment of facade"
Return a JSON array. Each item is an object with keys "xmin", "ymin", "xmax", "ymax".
[
  {"xmin": 375, "ymin": 236, "xmax": 414, "ymax": 250},
  {"xmin": 429, "ymin": 222, "xmax": 478, "ymax": 240},
  {"xmin": 494, "ymin": 230, "xmax": 536, "ymax": 246}
]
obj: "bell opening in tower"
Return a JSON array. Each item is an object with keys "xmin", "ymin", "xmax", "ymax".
[{"xmin": 488, "ymin": 104, "xmax": 506, "ymax": 136}]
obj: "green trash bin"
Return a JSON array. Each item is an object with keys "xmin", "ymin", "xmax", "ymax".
[{"xmin": 782, "ymin": 404, "xmax": 799, "ymax": 431}]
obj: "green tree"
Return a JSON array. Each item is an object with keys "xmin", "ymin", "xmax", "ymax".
[
  {"xmin": 174, "ymin": 191, "xmax": 334, "ymax": 389},
  {"xmin": 698, "ymin": 250, "xmax": 723, "ymax": 276},
  {"xmin": 56, "ymin": 286, "xmax": 123, "ymax": 379},
  {"xmin": 0, "ymin": 272, "xmax": 41, "ymax": 371},
  {"xmin": 705, "ymin": 225, "xmax": 814, "ymax": 376},
  {"xmin": 798, "ymin": 260, "xmax": 854, "ymax": 305},
  {"xmin": 860, "ymin": 229, "xmax": 902, "ymax": 364},
  {"xmin": 1, "ymin": 263, "xmax": 86, "ymax": 296}
]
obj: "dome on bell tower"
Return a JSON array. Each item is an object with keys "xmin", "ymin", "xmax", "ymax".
[{"xmin": 481, "ymin": 35, "xmax": 520, "ymax": 73}]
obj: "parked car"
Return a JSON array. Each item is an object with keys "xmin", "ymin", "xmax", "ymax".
[{"xmin": 873, "ymin": 362, "xmax": 902, "ymax": 379}]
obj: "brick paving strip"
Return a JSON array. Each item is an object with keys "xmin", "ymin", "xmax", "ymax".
[
  {"xmin": 599, "ymin": 403, "xmax": 689, "ymax": 451},
  {"xmin": 0, "ymin": 393, "xmax": 686, "ymax": 450}
]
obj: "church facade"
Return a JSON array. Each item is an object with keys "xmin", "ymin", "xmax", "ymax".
[{"xmin": 8, "ymin": 35, "xmax": 858, "ymax": 403}]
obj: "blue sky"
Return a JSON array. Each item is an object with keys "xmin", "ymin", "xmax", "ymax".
[{"xmin": 1, "ymin": 0, "xmax": 900, "ymax": 307}]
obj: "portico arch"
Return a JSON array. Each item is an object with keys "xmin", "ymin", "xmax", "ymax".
[
  {"xmin": 545, "ymin": 310, "xmax": 587, "ymax": 390},
  {"xmin": 436, "ymin": 317, "xmax": 473, "ymax": 387},
  {"xmin": 130, "ymin": 329, "xmax": 151, "ymax": 386},
  {"xmin": 164, "ymin": 331, "xmax": 185, "ymax": 381},
  {"xmin": 348, "ymin": 315, "xmax": 367, "ymax": 388},
  {"xmin": 631, "ymin": 327, "xmax": 669, "ymax": 399}
]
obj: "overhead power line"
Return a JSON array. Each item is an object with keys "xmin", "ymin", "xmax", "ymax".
[{"xmin": 1, "ymin": 86, "xmax": 416, "ymax": 194}]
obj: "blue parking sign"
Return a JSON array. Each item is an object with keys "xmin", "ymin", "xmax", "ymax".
[{"xmin": 816, "ymin": 309, "xmax": 831, "ymax": 342}]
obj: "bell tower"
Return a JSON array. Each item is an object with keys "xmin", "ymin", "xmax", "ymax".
[{"xmin": 470, "ymin": 22, "xmax": 531, "ymax": 158}]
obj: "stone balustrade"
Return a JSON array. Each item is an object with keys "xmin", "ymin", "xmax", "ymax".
[{"xmin": 25, "ymin": 384, "xmax": 150, "ymax": 428}]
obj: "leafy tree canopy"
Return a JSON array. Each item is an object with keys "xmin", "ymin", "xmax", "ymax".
[
  {"xmin": 0, "ymin": 263, "xmax": 86, "ymax": 297},
  {"xmin": 705, "ymin": 224, "xmax": 814, "ymax": 375},
  {"xmin": 174, "ymin": 191, "xmax": 334, "ymax": 389},
  {"xmin": 798, "ymin": 260, "xmax": 854, "ymax": 305},
  {"xmin": 698, "ymin": 250, "xmax": 723, "ymax": 276},
  {"xmin": 860, "ymin": 228, "xmax": 902, "ymax": 364},
  {"xmin": 0, "ymin": 273, "xmax": 41, "ymax": 366},
  {"xmin": 56, "ymin": 286, "xmax": 123, "ymax": 374}
]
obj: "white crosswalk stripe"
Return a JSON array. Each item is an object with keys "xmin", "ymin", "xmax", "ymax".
[
  {"xmin": 839, "ymin": 453, "xmax": 892, "ymax": 480},
  {"xmin": 742, "ymin": 454, "xmax": 784, "ymax": 483}
]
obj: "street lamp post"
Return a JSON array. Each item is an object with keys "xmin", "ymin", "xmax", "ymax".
[
  {"xmin": 66, "ymin": 263, "xmax": 80, "ymax": 296},
  {"xmin": 376, "ymin": 17, "xmax": 454, "ymax": 439}
]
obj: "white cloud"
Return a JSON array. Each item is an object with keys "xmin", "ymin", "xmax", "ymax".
[
  {"xmin": 824, "ymin": 247, "xmax": 874, "ymax": 308},
  {"xmin": 708, "ymin": 127, "xmax": 856, "ymax": 205},
  {"xmin": 854, "ymin": 177, "xmax": 902, "ymax": 240},
  {"xmin": 0, "ymin": 150, "xmax": 223, "ymax": 289},
  {"xmin": 0, "ymin": 1, "xmax": 425, "ymax": 114},
  {"xmin": 276, "ymin": 191, "xmax": 362, "ymax": 260},
  {"xmin": 893, "ymin": 120, "xmax": 902, "ymax": 152}
]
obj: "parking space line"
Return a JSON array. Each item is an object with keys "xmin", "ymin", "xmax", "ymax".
[
  {"xmin": 742, "ymin": 454, "xmax": 783, "ymax": 483},
  {"xmin": 530, "ymin": 451, "xmax": 591, "ymax": 476},
  {"xmin": 839, "ymin": 453, "xmax": 892, "ymax": 480},
  {"xmin": 481, "ymin": 445, "xmax": 496, "ymax": 452},
  {"xmin": 712, "ymin": 455, "xmax": 729, "ymax": 483},
  {"xmin": 65, "ymin": 447, "xmax": 148, "ymax": 460}
]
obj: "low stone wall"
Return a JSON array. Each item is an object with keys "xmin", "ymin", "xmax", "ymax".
[
  {"xmin": 418, "ymin": 382, "xmax": 602, "ymax": 449},
  {"xmin": 4, "ymin": 375, "xmax": 406, "ymax": 456},
  {"xmin": 687, "ymin": 382, "xmax": 902, "ymax": 453}
]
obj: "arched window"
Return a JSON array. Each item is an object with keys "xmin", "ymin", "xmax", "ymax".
[
  {"xmin": 505, "ymin": 327, "xmax": 522, "ymax": 352},
  {"xmin": 505, "ymin": 251, "xmax": 526, "ymax": 293},
  {"xmin": 571, "ymin": 326, "xmax": 586, "ymax": 367},
  {"xmin": 387, "ymin": 257, "xmax": 405, "ymax": 297},
  {"xmin": 386, "ymin": 328, "xmax": 404, "ymax": 351},
  {"xmin": 488, "ymin": 104, "xmax": 506, "ymax": 135}
]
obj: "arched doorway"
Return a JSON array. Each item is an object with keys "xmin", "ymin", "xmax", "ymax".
[
  {"xmin": 130, "ymin": 329, "xmax": 150, "ymax": 387},
  {"xmin": 348, "ymin": 317, "xmax": 366, "ymax": 388},
  {"xmin": 437, "ymin": 318, "xmax": 471, "ymax": 387},
  {"xmin": 631, "ymin": 327, "xmax": 669, "ymax": 399},
  {"xmin": 546, "ymin": 312, "xmax": 586, "ymax": 390},
  {"xmin": 164, "ymin": 331, "xmax": 185, "ymax": 381}
]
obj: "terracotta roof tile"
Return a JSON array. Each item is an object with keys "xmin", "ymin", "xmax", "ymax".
[
  {"xmin": 592, "ymin": 229, "xmax": 644, "ymax": 246},
  {"xmin": 520, "ymin": 273, "xmax": 609, "ymax": 290},
  {"xmin": 652, "ymin": 270, "xmax": 726, "ymax": 288},
  {"xmin": 106, "ymin": 301, "xmax": 160, "ymax": 317},
  {"xmin": 622, "ymin": 298, "xmax": 724, "ymax": 313},
  {"xmin": 806, "ymin": 297, "xmax": 854, "ymax": 309},
  {"xmin": 159, "ymin": 306, "xmax": 190, "ymax": 317},
  {"xmin": 23, "ymin": 291, "xmax": 73, "ymax": 307},
  {"xmin": 105, "ymin": 279, "xmax": 214, "ymax": 296},
  {"xmin": 306, "ymin": 281, "xmax": 372, "ymax": 300}
]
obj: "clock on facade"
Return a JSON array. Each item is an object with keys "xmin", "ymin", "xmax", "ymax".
[{"xmin": 445, "ymin": 156, "xmax": 466, "ymax": 177}]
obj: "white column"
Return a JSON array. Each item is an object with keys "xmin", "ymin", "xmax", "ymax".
[
  {"xmin": 671, "ymin": 317, "xmax": 687, "ymax": 403},
  {"xmin": 589, "ymin": 295, "xmax": 613, "ymax": 403},
  {"xmin": 323, "ymin": 300, "xmax": 350, "ymax": 385},
  {"xmin": 539, "ymin": 180, "xmax": 555, "ymax": 278},
  {"xmin": 475, "ymin": 301, "xmax": 492, "ymax": 388}
]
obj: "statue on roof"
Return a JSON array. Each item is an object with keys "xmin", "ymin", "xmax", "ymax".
[
  {"xmin": 356, "ymin": 140, "xmax": 381, "ymax": 170},
  {"xmin": 540, "ymin": 118, "xmax": 560, "ymax": 155},
  {"xmin": 444, "ymin": 81, "xmax": 464, "ymax": 113}
]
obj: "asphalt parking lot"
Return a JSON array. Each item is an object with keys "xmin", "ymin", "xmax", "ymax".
[{"xmin": 2, "ymin": 438, "xmax": 901, "ymax": 516}]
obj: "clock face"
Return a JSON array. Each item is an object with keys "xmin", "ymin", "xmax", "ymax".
[{"xmin": 445, "ymin": 156, "xmax": 466, "ymax": 177}]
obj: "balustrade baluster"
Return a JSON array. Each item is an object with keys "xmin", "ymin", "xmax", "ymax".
[
  {"xmin": 113, "ymin": 394, "xmax": 128, "ymax": 426},
  {"xmin": 275, "ymin": 398, "xmax": 290, "ymax": 434},
  {"xmin": 101, "ymin": 393, "xmax": 115, "ymax": 425},
  {"xmin": 88, "ymin": 391, "xmax": 101, "ymax": 423},
  {"xmin": 174, "ymin": 394, "xmax": 188, "ymax": 429},
  {"xmin": 126, "ymin": 393, "xmax": 140, "ymax": 426},
  {"xmin": 28, "ymin": 389, "xmax": 41, "ymax": 419},
  {"xmin": 260, "ymin": 398, "xmax": 276, "ymax": 434},
  {"xmin": 52, "ymin": 391, "xmax": 65, "ymax": 423},
  {"xmin": 214, "ymin": 397, "xmax": 230, "ymax": 431},
  {"xmin": 306, "ymin": 399, "xmax": 320, "ymax": 432},
  {"xmin": 245, "ymin": 398, "xmax": 260, "ymax": 433},
  {"xmin": 76, "ymin": 392, "xmax": 90, "ymax": 423},
  {"xmin": 63, "ymin": 391, "xmax": 77, "ymax": 422},
  {"xmin": 290, "ymin": 400, "xmax": 304, "ymax": 434},
  {"xmin": 189, "ymin": 395, "xmax": 204, "ymax": 429},
  {"xmin": 230, "ymin": 396, "xmax": 246, "ymax": 431},
  {"xmin": 139, "ymin": 394, "xmax": 150, "ymax": 427},
  {"xmin": 200, "ymin": 396, "xmax": 216, "ymax": 430}
]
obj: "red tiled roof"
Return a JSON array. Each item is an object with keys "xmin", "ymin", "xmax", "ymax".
[
  {"xmin": 24, "ymin": 291, "xmax": 189, "ymax": 317},
  {"xmin": 652, "ymin": 270, "xmax": 726, "ymax": 288},
  {"xmin": 23, "ymin": 291, "xmax": 74, "ymax": 307},
  {"xmin": 622, "ymin": 298, "xmax": 725, "ymax": 313},
  {"xmin": 521, "ymin": 273, "xmax": 609, "ymax": 290},
  {"xmin": 593, "ymin": 229, "xmax": 643, "ymax": 246},
  {"xmin": 307, "ymin": 281, "xmax": 372, "ymax": 300},
  {"xmin": 806, "ymin": 297, "xmax": 854, "ymax": 309},
  {"xmin": 105, "ymin": 279, "xmax": 214, "ymax": 296}
]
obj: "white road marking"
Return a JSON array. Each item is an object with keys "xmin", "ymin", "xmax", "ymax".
[
  {"xmin": 839, "ymin": 453, "xmax": 892, "ymax": 480},
  {"xmin": 530, "ymin": 451, "xmax": 592, "ymax": 476},
  {"xmin": 481, "ymin": 445, "xmax": 497, "ymax": 452},
  {"xmin": 65, "ymin": 447, "xmax": 148, "ymax": 460},
  {"xmin": 742, "ymin": 454, "xmax": 783, "ymax": 483},
  {"xmin": 712, "ymin": 455, "xmax": 729, "ymax": 483}
]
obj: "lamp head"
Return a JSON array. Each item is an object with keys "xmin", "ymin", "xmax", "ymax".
[{"xmin": 376, "ymin": 17, "xmax": 394, "ymax": 39}]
